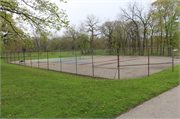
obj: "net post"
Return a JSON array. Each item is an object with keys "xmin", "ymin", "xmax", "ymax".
[
  {"xmin": 75, "ymin": 50, "xmax": 77, "ymax": 74},
  {"xmin": 172, "ymin": 47, "xmax": 174, "ymax": 72},
  {"xmin": 117, "ymin": 48, "xmax": 120, "ymax": 79},
  {"xmin": 92, "ymin": 49, "xmax": 94, "ymax": 77},
  {"xmin": 47, "ymin": 50, "xmax": 49, "ymax": 70},
  {"xmin": 148, "ymin": 47, "xmax": 149, "ymax": 77}
]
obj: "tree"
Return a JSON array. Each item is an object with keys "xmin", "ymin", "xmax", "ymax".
[
  {"xmin": 75, "ymin": 33, "xmax": 90, "ymax": 54},
  {"xmin": 81, "ymin": 14, "xmax": 100, "ymax": 49},
  {"xmin": 134, "ymin": 3, "xmax": 151, "ymax": 53},
  {"xmin": 148, "ymin": 7, "xmax": 157, "ymax": 55},
  {"xmin": 0, "ymin": 12, "xmax": 31, "ymax": 52},
  {"xmin": 47, "ymin": 37, "xmax": 60, "ymax": 51},
  {"xmin": 99, "ymin": 21, "xmax": 116, "ymax": 51},
  {"xmin": 92, "ymin": 38, "xmax": 105, "ymax": 49},
  {"xmin": 113, "ymin": 21, "xmax": 128, "ymax": 53},
  {"xmin": 152, "ymin": 0, "xmax": 180, "ymax": 56},
  {"xmin": 119, "ymin": 2, "xmax": 142, "ymax": 55},
  {"xmin": 64, "ymin": 24, "xmax": 80, "ymax": 49},
  {"xmin": 0, "ymin": 0, "xmax": 70, "ymax": 38}
]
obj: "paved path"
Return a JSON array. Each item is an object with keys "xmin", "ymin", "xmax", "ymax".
[{"xmin": 116, "ymin": 85, "xmax": 180, "ymax": 119}]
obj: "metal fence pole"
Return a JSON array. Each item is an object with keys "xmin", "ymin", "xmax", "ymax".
[
  {"xmin": 30, "ymin": 51, "xmax": 32, "ymax": 67},
  {"xmin": 3, "ymin": 52, "xmax": 5, "ymax": 63},
  {"xmin": 6, "ymin": 52, "xmax": 8, "ymax": 63},
  {"xmin": 4, "ymin": 52, "xmax": 6, "ymax": 63},
  {"xmin": 23, "ymin": 52, "xmax": 25, "ymax": 66},
  {"xmin": 75, "ymin": 50, "xmax": 77, "ymax": 74},
  {"xmin": 38, "ymin": 51, "xmax": 39, "ymax": 69},
  {"xmin": 92, "ymin": 49, "xmax": 94, "ymax": 77},
  {"xmin": 18, "ymin": 51, "xmax": 20, "ymax": 65},
  {"xmin": 9, "ymin": 52, "xmax": 10, "ymax": 63},
  {"xmin": 7, "ymin": 52, "xmax": 8, "ymax": 63},
  {"xmin": 117, "ymin": 48, "xmax": 120, "ymax": 79},
  {"xmin": 148, "ymin": 48, "xmax": 149, "ymax": 77},
  {"xmin": 14, "ymin": 52, "xmax": 15, "ymax": 64},
  {"xmin": 10, "ymin": 52, "xmax": 12, "ymax": 63},
  {"xmin": 5, "ymin": 52, "xmax": 7, "ymax": 63},
  {"xmin": 172, "ymin": 47, "xmax": 174, "ymax": 72},
  {"xmin": 60, "ymin": 50, "xmax": 62, "ymax": 71},
  {"xmin": 47, "ymin": 51, "xmax": 49, "ymax": 70},
  {"xmin": 7, "ymin": 52, "xmax": 9, "ymax": 63}
]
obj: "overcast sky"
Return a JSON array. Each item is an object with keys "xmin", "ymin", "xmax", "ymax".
[{"xmin": 50, "ymin": 0, "xmax": 156, "ymax": 36}]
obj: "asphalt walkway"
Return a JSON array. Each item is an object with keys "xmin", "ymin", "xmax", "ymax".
[{"xmin": 116, "ymin": 85, "xmax": 180, "ymax": 119}]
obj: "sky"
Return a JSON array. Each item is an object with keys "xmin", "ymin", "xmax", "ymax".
[{"xmin": 50, "ymin": 0, "xmax": 156, "ymax": 36}]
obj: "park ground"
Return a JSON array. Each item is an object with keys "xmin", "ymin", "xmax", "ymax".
[{"xmin": 1, "ymin": 59, "xmax": 179, "ymax": 118}]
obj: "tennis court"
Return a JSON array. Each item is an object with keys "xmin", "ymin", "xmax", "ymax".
[{"xmin": 12, "ymin": 55, "xmax": 180, "ymax": 79}]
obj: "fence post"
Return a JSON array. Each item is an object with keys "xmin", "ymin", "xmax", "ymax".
[
  {"xmin": 7, "ymin": 52, "xmax": 8, "ymax": 63},
  {"xmin": 11, "ymin": 52, "xmax": 13, "ymax": 63},
  {"xmin": 4, "ymin": 52, "xmax": 5, "ymax": 63},
  {"xmin": 92, "ymin": 49, "xmax": 94, "ymax": 77},
  {"xmin": 18, "ymin": 51, "xmax": 20, "ymax": 65},
  {"xmin": 14, "ymin": 52, "xmax": 15, "ymax": 64},
  {"xmin": 75, "ymin": 50, "xmax": 77, "ymax": 74},
  {"xmin": 148, "ymin": 48, "xmax": 149, "ymax": 77},
  {"xmin": 60, "ymin": 50, "xmax": 62, "ymax": 71},
  {"xmin": 117, "ymin": 48, "xmax": 120, "ymax": 79},
  {"xmin": 10, "ymin": 52, "xmax": 11, "ymax": 63},
  {"xmin": 23, "ymin": 52, "xmax": 25, "ymax": 66},
  {"xmin": 3, "ymin": 52, "xmax": 5, "ymax": 63},
  {"xmin": 38, "ymin": 51, "xmax": 39, "ymax": 69},
  {"xmin": 172, "ymin": 47, "xmax": 174, "ymax": 72},
  {"xmin": 47, "ymin": 51, "xmax": 49, "ymax": 70},
  {"xmin": 4, "ymin": 52, "xmax": 6, "ymax": 63},
  {"xmin": 6, "ymin": 52, "xmax": 7, "ymax": 63},
  {"xmin": 30, "ymin": 51, "xmax": 32, "ymax": 67}
]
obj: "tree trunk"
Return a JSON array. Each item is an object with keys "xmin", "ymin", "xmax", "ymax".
[{"xmin": 166, "ymin": 28, "xmax": 169, "ymax": 56}]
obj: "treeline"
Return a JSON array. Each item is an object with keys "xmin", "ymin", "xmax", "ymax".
[{"xmin": 1, "ymin": 0, "xmax": 179, "ymax": 56}]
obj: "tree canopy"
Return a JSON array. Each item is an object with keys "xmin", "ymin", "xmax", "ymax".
[{"xmin": 0, "ymin": 0, "xmax": 70, "ymax": 38}]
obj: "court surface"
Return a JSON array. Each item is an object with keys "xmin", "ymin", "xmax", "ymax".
[{"xmin": 13, "ymin": 56, "xmax": 180, "ymax": 79}]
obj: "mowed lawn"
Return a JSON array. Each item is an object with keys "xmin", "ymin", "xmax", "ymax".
[{"xmin": 1, "ymin": 59, "xmax": 179, "ymax": 118}]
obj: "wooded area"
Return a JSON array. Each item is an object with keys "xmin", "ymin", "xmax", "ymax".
[{"xmin": 1, "ymin": 0, "xmax": 179, "ymax": 56}]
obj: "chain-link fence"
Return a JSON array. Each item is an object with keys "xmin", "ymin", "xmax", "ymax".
[{"xmin": 4, "ymin": 47, "xmax": 176, "ymax": 79}]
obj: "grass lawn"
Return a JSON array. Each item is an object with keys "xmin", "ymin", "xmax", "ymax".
[{"xmin": 1, "ymin": 59, "xmax": 179, "ymax": 118}]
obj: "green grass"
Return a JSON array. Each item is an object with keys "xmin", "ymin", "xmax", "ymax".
[{"xmin": 1, "ymin": 59, "xmax": 179, "ymax": 118}]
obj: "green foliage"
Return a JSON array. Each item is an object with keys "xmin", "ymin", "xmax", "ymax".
[
  {"xmin": 0, "ymin": 0, "xmax": 70, "ymax": 37},
  {"xmin": 76, "ymin": 33, "xmax": 90, "ymax": 50},
  {"xmin": 152, "ymin": 0, "xmax": 180, "ymax": 48}
]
